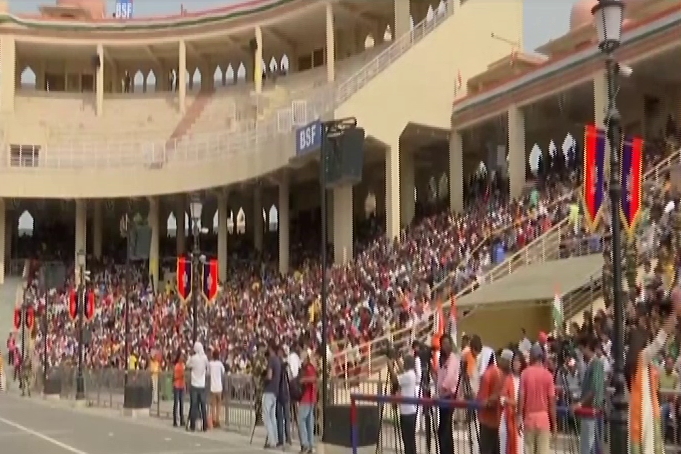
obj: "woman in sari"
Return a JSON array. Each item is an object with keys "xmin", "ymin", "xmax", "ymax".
[
  {"xmin": 626, "ymin": 288, "xmax": 681, "ymax": 454},
  {"xmin": 500, "ymin": 349, "xmax": 526, "ymax": 454}
]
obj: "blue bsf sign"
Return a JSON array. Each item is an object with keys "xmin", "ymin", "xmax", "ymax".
[
  {"xmin": 115, "ymin": 0, "xmax": 133, "ymax": 19},
  {"xmin": 296, "ymin": 120, "xmax": 323, "ymax": 157}
]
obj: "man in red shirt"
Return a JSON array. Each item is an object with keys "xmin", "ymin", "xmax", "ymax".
[
  {"xmin": 519, "ymin": 344, "xmax": 556, "ymax": 454},
  {"xmin": 477, "ymin": 350, "xmax": 503, "ymax": 454},
  {"xmin": 297, "ymin": 350, "xmax": 317, "ymax": 454}
]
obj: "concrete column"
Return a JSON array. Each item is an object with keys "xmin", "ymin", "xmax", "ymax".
[
  {"xmin": 394, "ymin": 0, "xmax": 411, "ymax": 39},
  {"xmin": 254, "ymin": 26, "xmax": 263, "ymax": 94},
  {"xmin": 96, "ymin": 44, "xmax": 104, "ymax": 116},
  {"xmin": 449, "ymin": 130, "xmax": 464, "ymax": 212},
  {"xmin": 385, "ymin": 143, "xmax": 401, "ymax": 240},
  {"xmin": 278, "ymin": 175, "xmax": 290, "ymax": 275},
  {"xmin": 178, "ymin": 40, "xmax": 187, "ymax": 113},
  {"xmin": 148, "ymin": 197, "xmax": 160, "ymax": 291},
  {"xmin": 326, "ymin": 2, "xmax": 335, "ymax": 82},
  {"xmin": 0, "ymin": 198, "xmax": 5, "ymax": 284},
  {"xmin": 508, "ymin": 106, "xmax": 526, "ymax": 200},
  {"xmin": 333, "ymin": 185, "xmax": 354, "ymax": 264},
  {"xmin": 253, "ymin": 186, "xmax": 264, "ymax": 251},
  {"xmin": 74, "ymin": 200, "xmax": 87, "ymax": 286},
  {"xmin": 93, "ymin": 200, "xmax": 103, "ymax": 259},
  {"xmin": 0, "ymin": 36, "xmax": 16, "ymax": 113},
  {"xmin": 175, "ymin": 197, "xmax": 186, "ymax": 255},
  {"xmin": 217, "ymin": 192, "xmax": 229, "ymax": 283},
  {"xmin": 400, "ymin": 151, "xmax": 415, "ymax": 226}
]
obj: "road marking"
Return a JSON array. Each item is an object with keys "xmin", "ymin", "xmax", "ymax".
[
  {"xmin": 0, "ymin": 429, "xmax": 72, "ymax": 439},
  {"xmin": 0, "ymin": 416, "xmax": 90, "ymax": 454}
]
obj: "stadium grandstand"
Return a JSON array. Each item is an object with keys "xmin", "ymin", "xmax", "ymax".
[{"xmin": 0, "ymin": 0, "xmax": 679, "ymax": 386}]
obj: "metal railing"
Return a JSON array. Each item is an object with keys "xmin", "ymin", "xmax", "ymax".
[
  {"xmin": 341, "ymin": 147, "xmax": 681, "ymax": 377},
  {"xmin": 1, "ymin": 8, "xmax": 454, "ymax": 171}
]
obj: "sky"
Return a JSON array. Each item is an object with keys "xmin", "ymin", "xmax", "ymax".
[{"xmin": 9, "ymin": 0, "xmax": 575, "ymax": 52}]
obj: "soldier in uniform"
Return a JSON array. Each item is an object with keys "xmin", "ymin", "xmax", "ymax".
[
  {"xmin": 625, "ymin": 238, "xmax": 639, "ymax": 291},
  {"xmin": 20, "ymin": 352, "xmax": 32, "ymax": 397},
  {"xmin": 251, "ymin": 345, "xmax": 268, "ymax": 426}
]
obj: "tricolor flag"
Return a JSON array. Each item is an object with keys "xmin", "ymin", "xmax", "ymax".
[
  {"xmin": 202, "ymin": 259, "xmax": 219, "ymax": 303},
  {"xmin": 552, "ymin": 290, "xmax": 563, "ymax": 331},
  {"xmin": 176, "ymin": 257, "xmax": 192, "ymax": 302},
  {"xmin": 582, "ymin": 125, "xmax": 607, "ymax": 232},
  {"xmin": 620, "ymin": 136, "xmax": 644, "ymax": 238}
]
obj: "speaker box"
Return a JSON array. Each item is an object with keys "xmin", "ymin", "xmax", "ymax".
[
  {"xmin": 43, "ymin": 376, "xmax": 61, "ymax": 396},
  {"xmin": 323, "ymin": 404, "xmax": 379, "ymax": 448},
  {"xmin": 249, "ymin": 38, "xmax": 258, "ymax": 52}
]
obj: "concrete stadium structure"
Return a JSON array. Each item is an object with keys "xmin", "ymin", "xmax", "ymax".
[{"xmin": 0, "ymin": 0, "xmax": 523, "ymax": 285}]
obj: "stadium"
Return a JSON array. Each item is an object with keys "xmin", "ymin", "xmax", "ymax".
[{"xmin": 1, "ymin": 0, "xmax": 681, "ymax": 451}]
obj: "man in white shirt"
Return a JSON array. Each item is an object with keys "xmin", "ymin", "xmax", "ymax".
[
  {"xmin": 208, "ymin": 349, "xmax": 225, "ymax": 428},
  {"xmin": 285, "ymin": 345, "xmax": 300, "ymax": 379},
  {"xmin": 186, "ymin": 341, "xmax": 209, "ymax": 431},
  {"xmin": 396, "ymin": 355, "xmax": 417, "ymax": 454}
]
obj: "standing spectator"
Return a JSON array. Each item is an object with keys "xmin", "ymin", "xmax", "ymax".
[
  {"xmin": 172, "ymin": 351, "xmax": 185, "ymax": 428},
  {"xmin": 208, "ymin": 349, "xmax": 225, "ymax": 428},
  {"xmin": 149, "ymin": 352, "xmax": 160, "ymax": 404},
  {"xmin": 187, "ymin": 342, "xmax": 209, "ymax": 432},
  {"xmin": 298, "ymin": 349, "xmax": 317, "ymax": 454},
  {"xmin": 436, "ymin": 334, "xmax": 459, "ymax": 454},
  {"xmin": 575, "ymin": 337, "xmax": 605, "ymax": 454},
  {"xmin": 499, "ymin": 350, "xmax": 526, "ymax": 454},
  {"xmin": 286, "ymin": 345, "xmax": 300, "ymax": 379},
  {"xmin": 276, "ymin": 347, "xmax": 292, "ymax": 447},
  {"xmin": 262, "ymin": 341, "xmax": 281, "ymax": 449},
  {"xmin": 388, "ymin": 354, "xmax": 417, "ymax": 454},
  {"xmin": 478, "ymin": 350, "xmax": 503, "ymax": 454},
  {"xmin": 519, "ymin": 344, "xmax": 556, "ymax": 454}
]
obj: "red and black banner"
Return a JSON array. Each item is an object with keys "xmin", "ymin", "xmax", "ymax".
[
  {"xmin": 85, "ymin": 291, "xmax": 96, "ymax": 321},
  {"xmin": 202, "ymin": 259, "xmax": 219, "ymax": 303},
  {"xmin": 176, "ymin": 257, "xmax": 192, "ymax": 302},
  {"xmin": 620, "ymin": 136, "xmax": 644, "ymax": 238},
  {"xmin": 25, "ymin": 307, "xmax": 35, "ymax": 330},
  {"xmin": 582, "ymin": 125, "xmax": 607, "ymax": 232},
  {"xmin": 13, "ymin": 308, "xmax": 21, "ymax": 330},
  {"xmin": 68, "ymin": 289, "xmax": 78, "ymax": 320}
]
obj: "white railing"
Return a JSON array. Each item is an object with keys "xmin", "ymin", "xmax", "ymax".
[{"xmin": 1, "ymin": 7, "xmax": 454, "ymax": 171}]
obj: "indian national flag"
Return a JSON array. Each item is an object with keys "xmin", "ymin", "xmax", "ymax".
[{"xmin": 552, "ymin": 291, "xmax": 563, "ymax": 329}]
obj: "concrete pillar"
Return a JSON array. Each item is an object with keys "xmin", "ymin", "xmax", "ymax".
[
  {"xmin": 253, "ymin": 186, "xmax": 264, "ymax": 251},
  {"xmin": 278, "ymin": 175, "xmax": 290, "ymax": 275},
  {"xmin": 75, "ymin": 200, "xmax": 87, "ymax": 286},
  {"xmin": 148, "ymin": 197, "xmax": 159, "ymax": 291},
  {"xmin": 508, "ymin": 106, "xmax": 526, "ymax": 200},
  {"xmin": 0, "ymin": 36, "xmax": 16, "ymax": 113},
  {"xmin": 254, "ymin": 26, "xmax": 263, "ymax": 94},
  {"xmin": 178, "ymin": 40, "xmax": 187, "ymax": 113},
  {"xmin": 449, "ymin": 130, "xmax": 464, "ymax": 212},
  {"xmin": 326, "ymin": 2, "xmax": 335, "ymax": 82},
  {"xmin": 0, "ymin": 198, "xmax": 5, "ymax": 284},
  {"xmin": 385, "ymin": 143, "xmax": 401, "ymax": 240},
  {"xmin": 96, "ymin": 44, "xmax": 104, "ymax": 116},
  {"xmin": 400, "ymin": 151, "xmax": 415, "ymax": 226},
  {"xmin": 394, "ymin": 0, "xmax": 411, "ymax": 39},
  {"xmin": 333, "ymin": 185, "xmax": 353, "ymax": 264},
  {"xmin": 175, "ymin": 197, "xmax": 186, "ymax": 255},
  {"xmin": 217, "ymin": 192, "xmax": 229, "ymax": 283},
  {"xmin": 93, "ymin": 200, "xmax": 103, "ymax": 259}
]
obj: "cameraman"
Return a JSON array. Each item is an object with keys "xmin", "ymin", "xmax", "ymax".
[{"xmin": 387, "ymin": 354, "xmax": 417, "ymax": 454}]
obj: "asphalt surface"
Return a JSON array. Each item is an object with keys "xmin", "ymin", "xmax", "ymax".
[{"xmin": 0, "ymin": 392, "xmax": 267, "ymax": 454}]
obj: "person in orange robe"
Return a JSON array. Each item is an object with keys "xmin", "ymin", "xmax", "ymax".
[{"xmin": 500, "ymin": 349, "xmax": 526, "ymax": 454}]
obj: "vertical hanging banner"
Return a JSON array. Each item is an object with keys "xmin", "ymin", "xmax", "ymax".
[
  {"xmin": 582, "ymin": 125, "xmax": 607, "ymax": 231},
  {"xmin": 202, "ymin": 259, "xmax": 219, "ymax": 303},
  {"xmin": 176, "ymin": 257, "xmax": 192, "ymax": 302},
  {"xmin": 620, "ymin": 136, "xmax": 644, "ymax": 238}
]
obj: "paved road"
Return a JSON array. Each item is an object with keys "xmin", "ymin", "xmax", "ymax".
[{"xmin": 0, "ymin": 392, "xmax": 267, "ymax": 454}]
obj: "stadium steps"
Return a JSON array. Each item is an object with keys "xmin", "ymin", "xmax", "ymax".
[
  {"xmin": 336, "ymin": 148, "xmax": 681, "ymax": 378},
  {"xmin": 166, "ymin": 90, "xmax": 216, "ymax": 145}
]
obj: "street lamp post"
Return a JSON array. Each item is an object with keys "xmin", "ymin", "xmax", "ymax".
[
  {"xmin": 75, "ymin": 249, "xmax": 87, "ymax": 401},
  {"xmin": 20, "ymin": 287, "xmax": 27, "ymax": 396},
  {"xmin": 592, "ymin": 1, "xmax": 626, "ymax": 452},
  {"xmin": 121, "ymin": 215, "xmax": 134, "ymax": 387},
  {"xmin": 189, "ymin": 196, "xmax": 203, "ymax": 344}
]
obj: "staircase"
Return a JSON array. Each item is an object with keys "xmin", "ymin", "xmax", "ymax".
[
  {"xmin": 166, "ymin": 90, "xmax": 215, "ymax": 147},
  {"xmin": 337, "ymin": 148, "xmax": 681, "ymax": 378}
]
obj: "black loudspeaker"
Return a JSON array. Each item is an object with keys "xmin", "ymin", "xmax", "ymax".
[
  {"xmin": 249, "ymin": 38, "xmax": 258, "ymax": 52},
  {"xmin": 323, "ymin": 404, "xmax": 380, "ymax": 448},
  {"xmin": 123, "ymin": 383, "xmax": 152, "ymax": 409},
  {"xmin": 43, "ymin": 376, "xmax": 61, "ymax": 396},
  {"xmin": 91, "ymin": 54, "xmax": 101, "ymax": 69}
]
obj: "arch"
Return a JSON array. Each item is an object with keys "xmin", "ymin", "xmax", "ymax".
[
  {"xmin": 18, "ymin": 210, "xmax": 34, "ymax": 237},
  {"xmin": 383, "ymin": 25, "xmax": 392, "ymax": 42},
  {"xmin": 146, "ymin": 69, "xmax": 157, "ymax": 92},
  {"xmin": 562, "ymin": 133, "xmax": 576, "ymax": 158},
  {"xmin": 236, "ymin": 62, "xmax": 246, "ymax": 81},
  {"xmin": 410, "ymin": 15, "xmax": 415, "ymax": 29},
  {"xmin": 428, "ymin": 176, "xmax": 437, "ymax": 202},
  {"xmin": 213, "ymin": 66, "xmax": 223, "ymax": 85},
  {"xmin": 548, "ymin": 139, "xmax": 557, "ymax": 157},
  {"xmin": 437, "ymin": 0, "xmax": 447, "ymax": 15},
  {"xmin": 529, "ymin": 144, "xmax": 542, "ymax": 175},
  {"xmin": 227, "ymin": 210, "xmax": 235, "ymax": 234},
  {"xmin": 268, "ymin": 205, "xmax": 278, "ymax": 232},
  {"xmin": 426, "ymin": 4, "xmax": 435, "ymax": 21},
  {"xmin": 280, "ymin": 55, "xmax": 290, "ymax": 73},
  {"xmin": 476, "ymin": 161, "xmax": 488, "ymax": 176},
  {"xmin": 212, "ymin": 209, "xmax": 219, "ymax": 233},
  {"xmin": 20, "ymin": 67, "xmax": 36, "ymax": 89},
  {"xmin": 133, "ymin": 70, "xmax": 144, "ymax": 92},
  {"xmin": 166, "ymin": 212, "xmax": 177, "ymax": 237},
  {"xmin": 236, "ymin": 207, "xmax": 246, "ymax": 234},
  {"xmin": 438, "ymin": 173, "xmax": 449, "ymax": 200},
  {"xmin": 364, "ymin": 192, "xmax": 377, "ymax": 217},
  {"xmin": 269, "ymin": 56, "xmax": 279, "ymax": 73},
  {"xmin": 364, "ymin": 34, "xmax": 375, "ymax": 49},
  {"xmin": 226, "ymin": 64, "xmax": 235, "ymax": 85},
  {"xmin": 191, "ymin": 68, "xmax": 201, "ymax": 88},
  {"xmin": 413, "ymin": 186, "xmax": 418, "ymax": 203}
]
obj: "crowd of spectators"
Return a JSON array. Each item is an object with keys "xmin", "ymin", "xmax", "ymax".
[{"xmin": 5, "ymin": 135, "xmax": 673, "ymax": 384}]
